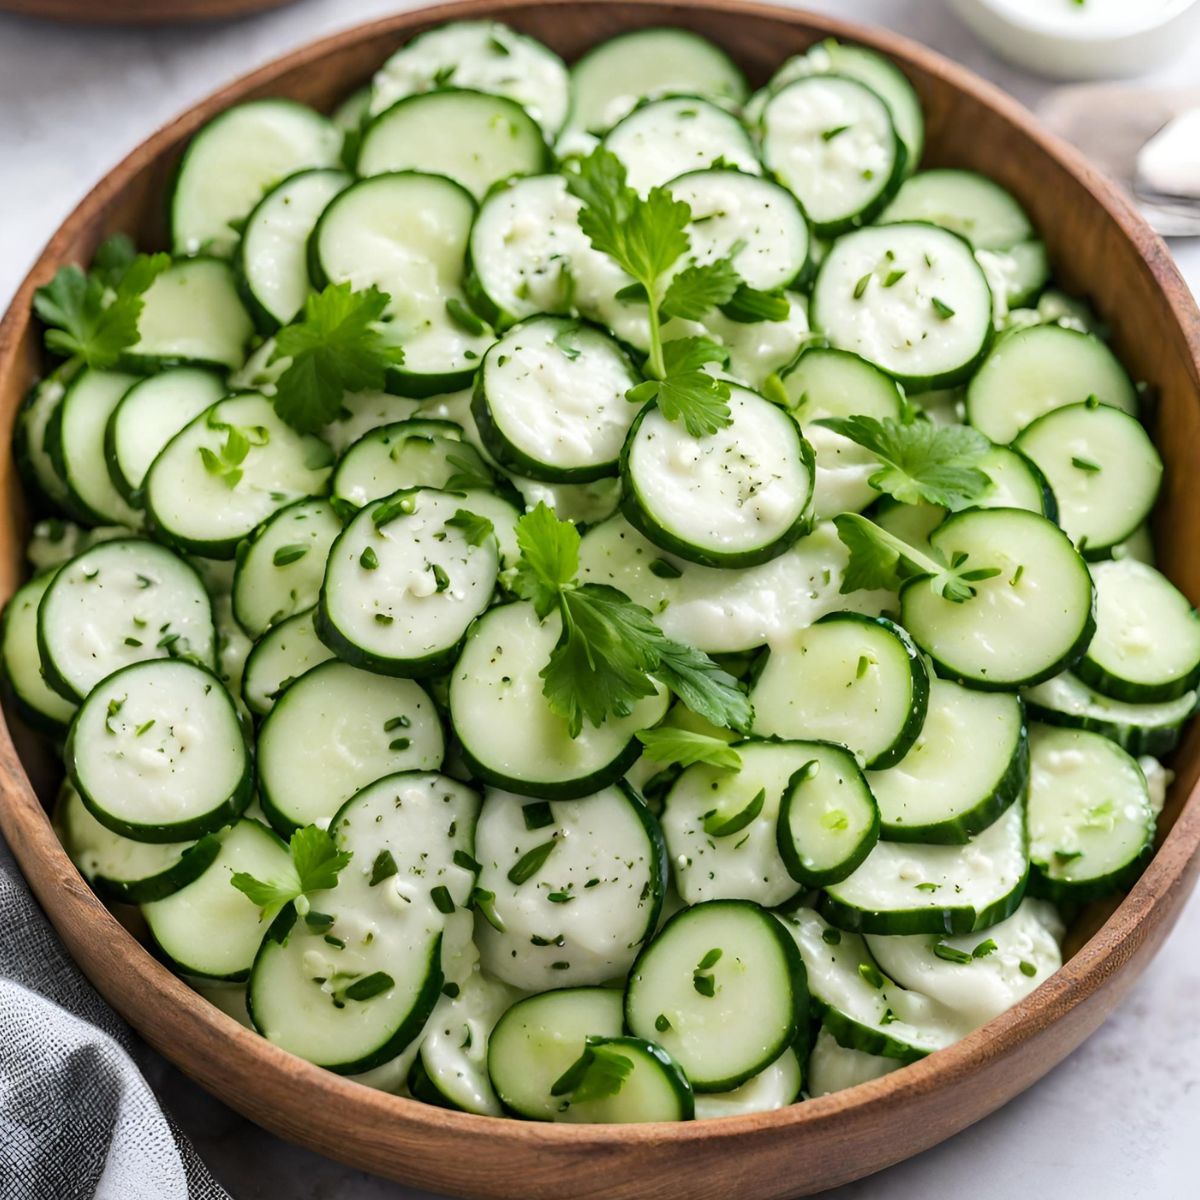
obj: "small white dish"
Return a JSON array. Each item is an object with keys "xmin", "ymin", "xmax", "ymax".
[{"xmin": 946, "ymin": 0, "xmax": 1200, "ymax": 80}]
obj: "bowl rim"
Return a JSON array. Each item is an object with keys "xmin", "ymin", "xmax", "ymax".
[{"xmin": 2, "ymin": 0, "xmax": 1200, "ymax": 1157}]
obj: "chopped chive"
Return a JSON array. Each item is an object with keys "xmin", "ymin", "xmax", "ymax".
[
  {"xmin": 323, "ymin": 934, "xmax": 346, "ymax": 949},
  {"xmin": 821, "ymin": 124, "xmax": 850, "ymax": 141},
  {"xmin": 134, "ymin": 719, "xmax": 155, "ymax": 737},
  {"xmin": 1071, "ymin": 455, "xmax": 1101, "ymax": 473},
  {"xmin": 547, "ymin": 891, "xmax": 574, "ymax": 904},
  {"xmin": 273, "ymin": 543, "xmax": 309, "ymax": 567},
  {"xmin": 304, "ymin": 910, "xmax": 334, "ymax": 931},
  {"xmin": 369, "ymin": 849, "xmax": 398, "ymax": 886},
  {"xmin": 853, "ymin": 273, "xmax": 872, "ymax": 300},
  {"xmin": 522, "ymin": 801, "xmax": 555, "ymax": 831},
  {"xmin": 931, "ymin": 296, "xmax": 956, "ymax": 319},
  {"xmin": 431, "ymin": 563, "xmax": 450, "ymax": 593},
  {"xmin": 1019, "ymin": 960, "xmax": 1038, "ymax": 978},
  {"xmin": 697, "ymin": 948, "xmax": 723, "ymax": 970},
  {"xmin": 648, "ymin": 557, "xmax": 683, "ymax": 579},
  {"xmin": 454, "ymin": 850, "xmax": 482, "ymax": 873},
  {"xmin": 430, "ymin": 885, "xmax": 455, "ymax": 914},
  {"xmin": 343, "ymin": 971, "xmax": 394, "ymax": 1002},
  {"xmin": 692, "ymin": 972, "xmax": 716, "ymax": 998},
  {"xmin": 883, "ymin": 270, "xmax": 907, "ymax": 288},
  {"xmin": 858, "ymin": 962, "xmax": 885, "ymax": 988},
  {"xmin": 445, "ymin": 297, "xmax": 486, "ymax": 336},
  {"xmin": 915, "ymin": 882, "xmax": 940, "ymax": 892},
  {"xmin": 508, "ymin": 839, "xmax": 556, "ymax": 885},
  {"xmin": 972, "ymin": 938, "xmax": 998, "ymax": 959},
  {"xmin": 655, "ymin": 1013, "xmax": 671, "ymax": 1032},
  {"xmin": 856, "ymin": 654, "xmax": 871, "ymax": 679},
  {"xmin": 932, "ymin": 942, "xmax": 973, "ymax": 965},
  {"xmin": 359, "ymin": 546, "xmax": 379, "ymax": 570},
  {"xmin": 388, "ymin": 737, "xmax": 411, "ymax": 752},
  {"xmin": 383, "ymin": 715, "xmax": 410, "ymax": 732},
  {"xmin": 470, "ymin": 886, "xmax": 505, "ymax": 932},
  {"xmin": 124, "ymin": 636, "xmax": 143, "ymax": 647}
]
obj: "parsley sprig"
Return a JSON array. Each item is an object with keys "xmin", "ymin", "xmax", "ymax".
[
  {"xmin": 230, "ymin": 824, "xmax": 352, "ymax": 920},
  {"xmin": 511, "ymin": 503, "xmax": 752, "ymax": 737},
  {"xmin": 815, "ymin": 414, "xmax": 992, "ymax": 510},
  {"xmin": 269, "ymin": 282, "xmax": 406, "ymax": 433},
  {"xmin": 32, "ymin": 234, "xmax": 169, "ymax": 373},
  {"xmin": 635, "ymin": 727, "xmax": 742, "ymax": 771},
  {"xmin": 834, "ymin": 512, "xmax": 1001, "ymax": 603},
  {"xmin": 550, "ymin": 1039, "xmax": 634, "ymax": 1105}
]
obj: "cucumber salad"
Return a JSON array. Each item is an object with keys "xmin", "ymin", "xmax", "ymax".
[{"xmin": 5, "ymin": 20, "xmax": 1194, "ymax": 1125}]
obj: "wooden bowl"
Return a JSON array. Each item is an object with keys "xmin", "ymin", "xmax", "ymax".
[
  {"xmin": 0, "ymin": 0, "xmax": 298, "ymax": 23},
  {"xmin": 1, "ymin": 2, "xmax": 1199, "ymax": 1196}
]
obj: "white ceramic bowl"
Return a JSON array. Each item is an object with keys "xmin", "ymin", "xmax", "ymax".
[{"xmin": 947, "ymin": 0, "xmax": 1200, "ymax": 79}]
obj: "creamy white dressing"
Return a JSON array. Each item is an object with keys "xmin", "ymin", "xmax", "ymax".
[{"xmin": 807, "ymin": 1025, "xmax": 901, "ymax": 1097}]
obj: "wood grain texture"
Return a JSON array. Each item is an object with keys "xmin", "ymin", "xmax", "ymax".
[
  {"xmin": 0, "ymin": 0, "xmax": 298, "ymax": 23},
  {"xmin": 1, "ymin": 2, "xmax": 1199, "ymax": 1196}
]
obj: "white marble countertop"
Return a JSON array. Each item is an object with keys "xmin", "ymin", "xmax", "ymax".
[{"xmin": 1, "ymin": 2, "xmax": 1198, "ymax": 1197}]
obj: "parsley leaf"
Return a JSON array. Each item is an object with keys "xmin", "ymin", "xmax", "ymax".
[
  {"xmin": 270, "ymin": 283, "xmax": 406, "ymax": 433},
  {"xmin": 513, "ymin": 503, "xmax": 752, "ymax": 736},
  {"xmin": 816, "ymin": 415, "xmax": 991, "ymax": 510},
  {"xmin": 550, "ymin": 1040, "xmax": 634, "ymax": 1104},
  {"xmin": 627, "ymin": 337, "xmax": 732, "ymax": 437},
  {"xmin": 33, "ymin": 240, "xmax": 169, "ymax": 370},
  {"xmin": 635, "ymin": 727, "xmax": 742, "ymax": 770},
  {"xmin": 230, "ymin": 824, "xmax": 352, "ymax": 919},
  {"xmin": 445, "ymin": 509, "xmax": 495, "ymax": 547},
  {"xmin": 719, "ymin": 284, "xmax": 791, "ymax": 324},
  {"xmin": 659, "ymin": 257, "xmax": 742, "ymax": 321}
]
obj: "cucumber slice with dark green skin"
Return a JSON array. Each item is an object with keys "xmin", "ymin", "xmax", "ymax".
[
  {"xmin": 820, "ymin": 801, "xmax": 1029, "ymax": 936},
  {"xmin": 142, "ymin": 818, "xmax": 292, "ymax": 981},
  {"xmin": 16, "ymin": 376, "xmax": 72, "ymax": 511},
  {"xmin": 1026, "ymin": 724, "xmax": 1156, "ymax": 903},
  {"xmin": 448, "ymin": 601, "xmax": 668, "ymax": 801},
  {"xmin": 358, "ymin": 89, "xmax": 550, "ymax": 201},
  {"xmin": 806, "ymin": 1023, "xmax": 900, "ymax": 1096},
  {"xmin": 46, "ymin": 369, "xmax": 141, "ymax": 528},
  {"xmin": 811, "ymin": 223, "xmax": 993, "ymax": 392},
  {"xmin": 474, "ymin": 782, "xmax": 667, "ymax": 991},
  {"xmin": 868, "ymin": 678, "xmax": 1027, "ymax": 845},
  {"xmin": 122, "ymin": 258, "xmax": 254, "ymax": 373},
  {"xmin": 965, "ymin": 324, "xmax": 1138, "ymax": 445},
  {"xmin": 170, "ymin": 98, "xmax": 342, "ymax": 258},
  {"xmin": 66, "ymin": 659, "xmax": 252, "ymax": 843},
  {"xmin": 1075, "ymin": 559, "xmax": 1200, "ymax": 704},
  {"xmin": 762, "ymin": 74, "xmax": 906, "ymax": 238},
  {"xmin": 880, "ymin": 169, "xmax": 1034, "ymax": 250},
  {"xmin": 487, "ymin": 987, "xmax": 625, "ymax": 1120},
  {"xmin": 236, "ymin": 168, "xmax": 352, "ymax": 331},
  {"xmin": 900, "ymin": 508, "xmax": 1095, "ymax": 691},
  {"xmin": 620, "ymin": 389, "xmax": 815, "ymax": 569},
  {"xmin": 1014, "ymin": 400, "xmax": 1161, "ymax": 559},
  {"xmin": 241, "ymin": 607, "xmax": 335, "ymax": 718},
  {"xmin": 473, "ymin": 317, "xmax": 640, "ymax": 483},
  {"xmin": 256, "ymin": 660, "xmax": 444, "ymax": 834},
  {"xmin": 693, "ymin": 1047, "xmax": 803, "ymax": 1118},
  {"xmin": 546, "ymin": 1035, "xmax": 694, "ymax": 1123},
  {"xmin": 778, "ymin": 906, "xmax": 959, "ymax": 1062},
  {"xmin": 37, "ymin": 537, "xmax": 217, "ymax": 704},
  {"xmin": 751, "ymin": 612, "xmax": 929, "ymax": 770},
  {"xmin": 232, "ymin": 498, "xmax": 343, "ymax": 639},
  {"xmin": 776, "ymin": 744, "xmax": 880, "ymax": 887},
  {"xmin": 1022, "ymin": 672, "xmax": 1196, "ymax": 758},
  {"xmin": 1, "ymin": 572, "xmax": 77, "ymax": 734},
  {"xmin": 317, "ymin": 488, "xmax": 500, "ymax": 677},
  {"xmin": 331, "ymin": 419, "xmax": 492, "ymax": 508},
  {"xmin": 105, "ymin": 367, "xmax": 228, "ymax": 506},
  {"xmin": 624, "ymin": 899, "xmax": 806, "ymax": 1092},
  {"xmin": 56, "ymin": 780, "xmax": 221, "ymax": 905}
]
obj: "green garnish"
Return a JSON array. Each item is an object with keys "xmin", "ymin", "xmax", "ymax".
[
  {"xmin": 931, "ymin": 296, "xmax": 956, "ymax": 320},
  {"xmin": 508, "ymin": 839, "xmax": 557, "ymax": 885},
  {"xmin": 1071, "ymin": 455, "xmax": 1101, "ymax": 473},
  {"xmin": 230, "ymin": 825, "xmax": 352, "ymax": 920},
  {"xmin": 858, "ymin": 962, "xmax": 885, "ymax": 988},
  {"xmin": 932, "ymin": 942, "xmax": 973, "ymax": 965},
  {"xmin": 635, "ymin": 727, "xmax": 742, "ymax": 771},
  {"xmin": 369, "ymin": 848, "xmax": 399, "ymax": 886},
  {"xmin": 445, "ymin": 296, "xmax": 486, "ymax": 336},
  {"xmin": 550, "ymin": 1040, "xmax": 634, "ymax": 1104},
  {"xmin": 430, "ymin": 885, "xmax": 455, "ymax": 914},
  {"xmin": 272, "ymin": 543, "xmax": 309, "ymax": 567},
  {"xmin": 702, "ymin": 787, "xmax": 765, "ymax": 837},
  {"xmin": 445, "ymin": 509, "xmax": 495, "ymax": 547},
  {"xmin": 1019, "ymin": 960, "xmax": 1038, "ymax": 978},
  {"xmin": 972, "ymin": 938, "xmax": 998, "ymax": 959}
]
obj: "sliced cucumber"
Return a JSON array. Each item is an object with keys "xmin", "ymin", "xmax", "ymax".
[
  {"xmin": 487, "ymin": 987, "xmax": 624, "ymax": 1120},
  {"xmin": 779, "ymin": 906, "xmax": 960, "ymax": 1061},
  {"xmin": 602, "ymin": 97, "xmax": 759, "ymax": 194},
  {"xmin": 1014, "ymin": 401, "xmax": 1161, "ymax": 558},
  {"xmin": 901, "ymin": 508, "xmax": 1094, "ymax": 690},
  {"xmin": 751, "ymin": 613, "xmax": 928, "ymax": 769},
  {"xmin": 565, "ymin": 28, "xmax": 747, "ymax": 142},
  {"xmin": 16, "ymin": 376, "xmax": 71, "ymax": 509},
  {"xmin": 105, "ymin": 368, "xmax": 227, "ymax": 505},
  {"xmin": 256, "ymin": 660, "xmax": 444, "ymax": 833},
  {"xmin": 762, "ymin": 75, "xmax": 905, "ymax": 237},
  {"xmin": 867, "ymin": 678, "xmax": 1026, "ymax": 844},
  {"xmin": 369, "ymin": 21, "xmax": 569, "ymax": 138},
  {"xmin": 811, "ymin": 223, "xmax": 993, "ymax": 391},
  {"xmin": 237, "ymin": 168, "xmax": 352, "ymax": 329},
  {"xmin": 124, "ymin": 258, "xmax": 253, "ymax": 372},
  {"xmin": 232, "ymin": 498, "xmax": 342, "ymax": 638},
  {"xmin": 449, "ymin": 601, "xmax": 668, "ymax": 800},
  {"xmin": 821, "ymin": 800, "xmax": 1028, "ymax": 935},
  {"xmin": 625, "ymin": 899, "xmax": 804, "ymax": 1092},
  {"xmin": 777, "ymin": 744, "xmax": 881, "ymax": 887},
  {"xmin": 781, "ymin": 347, "xmax": 905, "ymax": 519},
  {"xmin": 693, "ymin": 1047, "xmax": 802, "ymax": 1119},
  {"xmin": 620, "ymin": 387, "xmax": 814, "ymax": 569},
  {"xmin": 56, "ymin": 780, "xmax": 219, "ymax": 905},
  {"xmin": 1022, "ymin": 671, "xmax": 1196, "ymax": 758},
  {"xmin": 241, "ymin": 607, "xmax": 334, "ymax": 718},
  {"xmin": 474, "ymin": 317, "xmax": 639, "ymax": 482},
  {"xmin": 47, "ymin": 369, "xmax": 141, "ymax": 527},
  {"xmin": 171, "ymin": 99, "xmax": 342, "ymax": 257},
  {"xmin": 1, "ymin": 572, "xmax": 77, "ymax": 733},
  {"xmin": 142, "ymin": 818, "xmax": 291, "ymax": 980},
  {"xmin": 37, "ymin": 537, "xmax": 216, "ymax": 703},
  {"xmin": 865, "ymin": 897, "xmax": 1063, "ymax": 1029},
  {"xmin": 965, "ymin": 325, "xmax": 1137, "ymax": 444},
  {"xmin": 807, "ymin": 1023, "xmax": 900, "ymax": 1096},
  {"xmin": 880, "ymin": 169, "xmax": 1034, "ymax": 250},
  {"xmin": 332, "ymin": 420, "xmax": 492, "ymax": 509},
  {"xmin": 1026, "ymin": 724, "xmax": 1155, "ymax": 901},
  {"xmin": 145, "ymin": 393, "xmax": 333, "ymax": 559},
  {"xmin": 358, "ymin": 90, "xmax": 548, "ymax": 200},
  {"xmin": 1077, "ymin": 559, "xmax": 1200, "ymax": 703},
  {"xmin": 474, "ymin": 783, "xmax": 666, "ymax": 991},
  {"xmin": 318, "ymin": 488, "xmax": 500, "ymax": 676},
  {"xmin": 546, "ymin": 1035, "xmax": 694, "ymax": 1124},
  {"xmin": 67, "ymin": 659, "xmax": 251, "ymax": 842},
  {"xmin": 311, "ymin": 173, "xmax": 492, "ymax": 397}
]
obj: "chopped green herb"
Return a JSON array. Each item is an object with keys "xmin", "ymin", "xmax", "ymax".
[
  {"xmin": 702, "ymin": 788, "xmax": 764, "ymax": 837},
  {"xmin": 369, "ymin": 849, "xmax": 399, "ymax": 886},
  {"xmin": 272, "ymin": 543, "xmax": 309, "ymax": 567},
  {"xmin": 430, "ymin": 885, "xmax": 455, "ymax": 914},
  {"xmin": 508, "ymin": 839, "xmax": 557, "ymax": 885}
]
